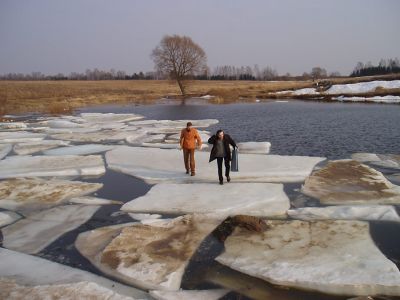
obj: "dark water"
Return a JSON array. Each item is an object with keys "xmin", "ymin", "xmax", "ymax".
[{"xmin": 78, "ymin": 100, "xmax": 400, "ymax": 160}]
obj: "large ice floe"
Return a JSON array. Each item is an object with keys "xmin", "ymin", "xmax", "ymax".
[
  {"xmin": 13, "ymin": 140, "xmax": 70, "ymax": 155},
  {"xmin": 75, "ymin": 215, "xmax": 221, "ymax": 291},
  {"xmin": 301, "ymin": 160, "xmax": 400, "ymax": 205},
  {"xmin": 0, "ymin": 131, "xmax": 46, "ymax": 143},
  {"xmin": 122, "ymin": 183, "xmax": 289, "ymax": 217},
  {"xmin": 106, "ymin": 146, "xmax": 325, "ymax": 183},
  {"xmin": 0, "ymin": 144, "xmax": 12, "ymax": 159},
  {"xmin": 2, "ymin": 204, "xmax": 100, "ymax": 254},
  {"xmin": 42, "ymin": 144, "xmax": 114, "ymax": 156},
  {"xmin": 0, "ymin": 122, "xmax": 28, "ymax": 129},
  {"xmin": 49, "ymin": 130, "xmax": 135, "ymax": 143},
  {"xmin": 0, "ymin": 211, "xmax": 21, "ymax": 227},
  {"xmin": 80, "ymin": 112, "xmax": 144, "ymax": 123},
  {"xmin": 0, "ymin": 154, "xmax": 105, "ymax": 179},
  {"xmin": 288, "ymin": 205, "xmax": 400, "ymax": 222},
  {"xmin": 0, "ymin": 177, "xmax": 102, "ymax": 211},
  {"xmin": 0, "ymin": 248, "xmax": 150, "ymax": 299},
  {"xmin": 334, "ymin": 95, "xmax": 400, "ymax": 103},
  {"xmin": 149, "ymin": 289, "xmax": 228, "ymax": 300},
  {"xmin": 352, "ymin": 152, "xmax": 400, "ymax": 171},
  {"xmin": 216, "ymin": 220, "xmax": 400, "ymax": 296},
  {"xmin": 236, "ymin": 142, "xmax": 271, "ymax": 154}
]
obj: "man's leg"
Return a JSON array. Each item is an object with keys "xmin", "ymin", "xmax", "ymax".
[
  {"xmin": 183, "ymin": 149, "xmax": 189, "ymax": 174},
  {"xmin": 189, "ymin": 149, "xmax": 195, "ymax": 175},
  {"xmin": 224, "ymin": 157, "xmax": 231, "ymax": 182},
  {"xmin": 217, "ymin": 157, "xmax": 223, "ymax": 184}
]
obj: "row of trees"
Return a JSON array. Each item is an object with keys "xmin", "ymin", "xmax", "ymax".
[
  {"xmin": 0, "ymin": 69, "xmax": 160, "ymax": 81},
  {"xmin": 350, "ymin": 58, "xmax": 400, "ymax": 77}
]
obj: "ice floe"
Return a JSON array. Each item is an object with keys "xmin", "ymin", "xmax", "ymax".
[
  {"xmin": 352, "ymin": 153, "xmax": 400, "ymax": 171},
  {"xmin": 334, "ymin": 95, "xmax": 400, "ymax": 103},
  {"xmin": 42, "ymin": 144, "xmax": 114, "ymax": 156},
  {"xmin": 288, "ymin": 205, "xmax": 400, "ymax": 222},
  {"xmin": 301, "ymin": 160, "xmax": 400, "ymax": 205},
  {"xmin": 75, "ymin": 215, "xmax": 221, "ymax": 291},
  {"xmin": 149, "ymin": 289, "xmax": 228, "ymax": 300},
  {"xmin": 237, "ymin": 142, "xmax": 271, "ymax": 154},
  {"xmin": 2, "ymin": 204, "xmax": 100, "ymax": 254},
  {"xmin": 0, "ymin": 131, "xmax": 46, "ymax": 143},
  {"xmin": 122, "ymin": 183, "xmax": 290, "ymax": 217},
  {"xmin": 80, "ymin": 113, "xmax": 144, "ymax": 123},
  {"xmin": 0, "ymin": 178, "xmax": 102, "ymax": 211},
  {"xmin": 128, "ymin": 213, "xmax": 162, "ymax": 221},
  {"xmin": 106, "ymin": 146, "xmax": 325, "ymax": 183},
  {"xmin": 0, "ymin": 144, "xmax": 12, "ymax": 159},
  {"xmin": 0, "ymin": 211, "xmax": 21, "ymax": 227},
  {"xmin": 0, "ymin": 248, "xmax": 149, "ymax": 299},
  {"xmin": 0, "ymin": 122, "xmax": 28, "ymax": 129},
  {"xmin": 291, "ymin": 88, "xmax": 318, "ymax": 95},
  {"xmin": 13, "ymin": 140, "xmax": 70, "ymax": 155},
  {"xmin": 69, "ymin": 196, "xmax": 123, "ymax": 205},
  {"xmin": 216, "ymin": 220, "xmax": 400, "ymax": 296},
  {"xmin": 50, "ymin": 130, "xmax": 134, "ymax": 143},
  {"xmin": 0, "ymin": 155, "xmax": 105, "ymax": 179},
  {"xmin": 46, "ymin": 119, "xmax": 84, "ymax": 128},
  {"xmin": 0, "ymin": 279, "xmax": 136, "ymax": 300},
  {"xmin": 126, "ymin": 133, "xmax": 166, "ymax": 145}
]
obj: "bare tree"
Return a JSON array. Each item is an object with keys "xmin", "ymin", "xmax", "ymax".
[{"xmin": 151, "ymin": 34, "xmax": 207, "ymax": 95}]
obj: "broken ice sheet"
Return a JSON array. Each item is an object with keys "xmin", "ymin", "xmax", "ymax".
[
  {"xmin": 216, "ymin": 220, "xmax": 400, "ymax": 297},
  {"xmin": 75, "ymin": 215, "xmax": 221, "ymax": 291},
  {"xmin": 301, "ymin": 160, "xmax": 400, "ymax": 205},
  {"xmin": 2, "ymin": 204, "xmax": 100, "ymax": 254},
  {"xmin": 0, "ymin": 177, "xmax": 102, "ymax": 211},
  {"xmin": 122, "ymin": 183, "xmax": 290, "ymax": 218},
  {"xmin": 0, "ymin": 154, "xmax": 105, "ymax": 179}
]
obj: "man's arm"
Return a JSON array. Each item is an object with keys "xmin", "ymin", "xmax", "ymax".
[{"xmin": 179, "ymin": 130, "xmax": 184, "ymax": 148}]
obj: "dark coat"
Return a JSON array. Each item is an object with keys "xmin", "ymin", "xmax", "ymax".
[{"xmin": 208, "ymin": 133, "xmax": 237, "ymax": 162}]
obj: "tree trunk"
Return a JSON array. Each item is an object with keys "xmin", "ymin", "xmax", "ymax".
[{"xmin": 177, "ymin": 78, "xmax": 186, "ymax": 96}]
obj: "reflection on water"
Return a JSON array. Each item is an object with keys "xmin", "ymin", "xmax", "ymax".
[{"xmin": 77, "ymin": 100, "xmax": 400, "ymax": 160}]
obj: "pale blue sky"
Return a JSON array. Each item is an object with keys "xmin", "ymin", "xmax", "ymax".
[{"xmin": 0, "ymin": 0, "xmax": 399, "ymax": 75}]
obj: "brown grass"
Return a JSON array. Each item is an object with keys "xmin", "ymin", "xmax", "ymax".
[{"xmin": 1, "ymin": 73, "xmax": 399, "ymax": 115}]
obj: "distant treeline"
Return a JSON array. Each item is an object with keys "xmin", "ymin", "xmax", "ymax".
[{"xmin": 350, "ymin": 58, "xmax": 400, "ymax": 77}]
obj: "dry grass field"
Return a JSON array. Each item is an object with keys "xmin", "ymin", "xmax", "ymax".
[{"xmin": 0, "ymin": 73, "xmax": 399, "ymax": 116}]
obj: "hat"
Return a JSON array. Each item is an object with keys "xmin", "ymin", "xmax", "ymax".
[{"xmin": 186, "ymin": 122, "xmax": 193, "ymax": 127}]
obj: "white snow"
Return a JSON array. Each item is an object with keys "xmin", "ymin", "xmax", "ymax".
[
  {"xmin": 0, "ymin": 154, "xmax": 105, "ymax": 179},
  {"xmin": 42, "ymin": 144, "xmax": 115, "ymax": 156},
  {"xmin": 288, "ymin": 205, "xmax": 400, "ymax": 222},
  {"xmin": 292, "ymin": 88, "xmax": 318, "ymax": 95},
  {"xmin": 122, "ymin": 183, "xmax": 290, "ymax": 217},
  {"xmin": 106, "ymin": 146, "xmax": 325, "ymax": 184},
  {"xmin": 326, "ymin": 80, "xmax": 400, "ymax": 95},
  {"xmin": 13, "ymin": 140, "xmax": 70, "ymax": 155},
  {"xmin": 216, "ymin": 220, "xmax": 400, "ymax": 296},
  {"xmin": 2, "ymin": 205, "xmax": 100, "ymax": 254},
  {"xmin": 0, "ymin": 248, "xmax": 149, "ymax": 299},
  {"xmin": 0, "ymin": 211, "xmax": 21, "ymax": 227}
]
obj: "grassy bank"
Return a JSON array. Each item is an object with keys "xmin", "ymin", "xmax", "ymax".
[{"xmin": 1, "ymin": 74, "xmax": 399, "ymax": 116}]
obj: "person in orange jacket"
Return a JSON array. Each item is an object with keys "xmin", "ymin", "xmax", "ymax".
[{"xmin": 180, "ymin": 122, "xmax": 202, "ymax": 176}]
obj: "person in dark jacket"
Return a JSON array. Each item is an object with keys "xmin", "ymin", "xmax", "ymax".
[{"xmin": 208, "ymin": 129, "xmax": 237, "ymax": 185}]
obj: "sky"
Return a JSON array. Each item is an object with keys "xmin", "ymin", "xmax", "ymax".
[{"xmin": 0, "ymin": 0, "xmax": 399, "ymax": 76}]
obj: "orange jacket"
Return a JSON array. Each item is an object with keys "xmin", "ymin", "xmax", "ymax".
[{"xmin": 180, "ymin": 128, "xmax": 202, "ymax": 150}]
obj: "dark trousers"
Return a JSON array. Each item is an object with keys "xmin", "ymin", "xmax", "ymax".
[
  {"xmin": 216, "ymin": 157, "xmax": 230, "ymax": 182},
  {"xmin": 183, "ymin": 148, "xmax": 195, "ymax": 174}
]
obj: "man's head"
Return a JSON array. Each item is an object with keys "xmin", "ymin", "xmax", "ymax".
[
  {"xmin": 186, "ymin": 122, "xmax": 192, "ymax": 131},
  {"xmin": 216, "ymin": 129, "xmax": 224, "ymax": 139}
]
